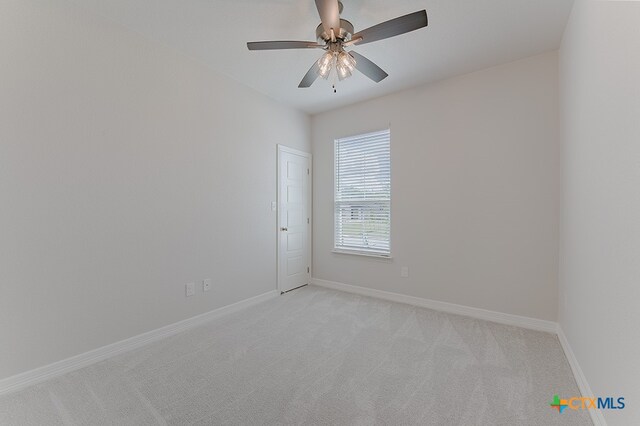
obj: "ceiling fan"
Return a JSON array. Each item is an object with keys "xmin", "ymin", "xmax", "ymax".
[{"xmin": 247, "ymin": 0, "xmax": 428, "ymax": 91}]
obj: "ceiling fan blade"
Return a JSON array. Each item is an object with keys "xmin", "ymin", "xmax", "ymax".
[
  {"xmin": 350, "ymin": 51, "xmax": 388, "ymax": 83},
  {"xmin": 298, "ymin": 61, "xmax": 321, "ymax": 88},
  {"xmin": 351, "ymin": 10, "xmax": 428, "ymax": 46},
  {"xmin": 247, "ymin": 41, "xmax": 323, "ymax": 51},
  {"xmin": 315, "ymin": 0, "xmax": 341, "ymax": 37}
]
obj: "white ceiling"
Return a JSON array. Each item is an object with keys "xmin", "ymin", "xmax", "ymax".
[{"xmin": 69, "ymin": 0, "xmax": 574, "ymax": 114}]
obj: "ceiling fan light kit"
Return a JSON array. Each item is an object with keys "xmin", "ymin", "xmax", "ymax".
[
  {"xmin": 317, "ymin": 45, "xmax": 356, "ymax": 80},
  {"xmin": 247, "ymin": 0, "xmax": 428, "ymax": 91}
]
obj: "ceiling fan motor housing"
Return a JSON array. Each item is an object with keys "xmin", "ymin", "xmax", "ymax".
[{"xmin": 316, "ymin": 19, "xmax": 354, "ymax": 43}]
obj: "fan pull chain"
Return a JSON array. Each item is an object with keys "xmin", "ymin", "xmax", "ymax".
[{"xmin": 331, "ymin": 55, "xmax": 338, "ymax": 93}]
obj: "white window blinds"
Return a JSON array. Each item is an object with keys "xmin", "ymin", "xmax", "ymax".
[{"xmin": 334, "ymin": 129, "xmax": 391, "ymax": 256}]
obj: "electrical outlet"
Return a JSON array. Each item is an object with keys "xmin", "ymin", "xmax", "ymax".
[
  {"xmin": 203, "ymin": 279, "xmax": 212, "ymax": 292},
  {"xmin": 271, "ymin": 201, "xmax": 277, "ymax": 212},
  {"xmin": 400, "ymin": 266, "xmax": 409, "ymax": 278},
  {"xmin": 185, "ymin": 282, "xmax": 195, "ymax": 297}
]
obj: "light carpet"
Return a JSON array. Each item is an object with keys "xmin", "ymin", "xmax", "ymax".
[{"xmin": 0, "ymin": 285, "xmax": 591, "ymax": 425}]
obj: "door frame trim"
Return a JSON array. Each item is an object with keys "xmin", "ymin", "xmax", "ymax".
[{"xmin": 276, "ymin": 145, "xmax": 312, "ymax": 294}]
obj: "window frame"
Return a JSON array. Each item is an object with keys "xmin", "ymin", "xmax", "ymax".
[{"xmin": 333, "ymin": 129, "xmax": 392, "ymax": 258}]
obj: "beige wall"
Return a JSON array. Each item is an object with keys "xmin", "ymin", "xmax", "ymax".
[
  {"xmin": 0, "ymin": 0, "xmax": 309, "ymax": 379},
  {"xmin": 559, "ymin": 1, "xmax": 640, "ymax": 425},
  {"xmin": 312, "ymin": 52, "xmax": 560, "ymax": 321}
]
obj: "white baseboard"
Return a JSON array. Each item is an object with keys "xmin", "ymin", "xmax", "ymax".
[
  {"xmin": 0, "ymin": 290, "xmax": 279, "ymax": 396},
  {"xmin": 557, "ymin": 326, "xmax": 607, "ymax": 426},
  {"xmin": 1, "ymin": 281, "xmax": 604, "ymax": 426},
  {"xmin": 311, "ymin": 278, "xmax": 558, "ymax": 333}
]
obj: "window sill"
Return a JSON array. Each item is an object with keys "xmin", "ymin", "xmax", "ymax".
[{"xmin": 331, "ymin": 249, "xmax": 393, "ymax": 260}]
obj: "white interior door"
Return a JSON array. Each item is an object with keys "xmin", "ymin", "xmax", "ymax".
[{"xmin": 278, "ymin": 145, "xmax": 311, "ymax": 293}]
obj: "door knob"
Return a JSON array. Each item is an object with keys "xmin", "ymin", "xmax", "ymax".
[{"xmin": 281, "ymin": 227, "xmax": 288, "ymax": 231}]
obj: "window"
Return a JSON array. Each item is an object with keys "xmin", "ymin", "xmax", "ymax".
[{"xmin": 334, "ymin": 129, "xmax": 391, "ymax": 256}]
